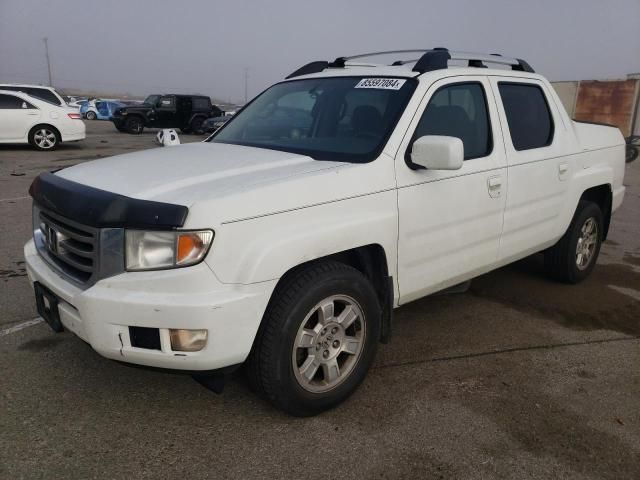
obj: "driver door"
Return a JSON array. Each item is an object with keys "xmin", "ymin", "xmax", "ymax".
[
  {"xmin": 154, "ymin": 95, "xmax": 176, "ymax": 127},
  {"xmin": 395, "ymin": 76, "xmax": 507, "ymax": 303}
]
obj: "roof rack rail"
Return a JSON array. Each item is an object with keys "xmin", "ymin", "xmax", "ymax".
[{"xmin": 285, "ymin": 48, "xmax": 534, "ymax": 78}]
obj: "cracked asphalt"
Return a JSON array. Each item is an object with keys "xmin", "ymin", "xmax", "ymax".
[{"xmin": 1, "ymin": 122, "xmax": 639, "ymax": 479}]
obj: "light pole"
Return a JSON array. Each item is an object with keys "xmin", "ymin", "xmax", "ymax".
[
  {"xmin": 244, "ymin": 67, "xmax": 248, "ymax": 104},
  {"xmin": 43, "ymin": 37, "xmax": 53, "ymax": 86}
]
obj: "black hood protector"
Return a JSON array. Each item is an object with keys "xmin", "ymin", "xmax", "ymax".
[{"xmin": 29, "ymin": 172, "xmax": 188, "ymax": 229}]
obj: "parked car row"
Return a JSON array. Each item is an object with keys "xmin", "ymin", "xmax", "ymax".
[{"xmin": 0, "ymin": 83, "xmax": 235, "ymax": 150}]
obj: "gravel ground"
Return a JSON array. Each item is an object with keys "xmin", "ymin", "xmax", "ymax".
[{"xmin": 1, "ymin": 122, "xmax": 639, "ymax": 479}]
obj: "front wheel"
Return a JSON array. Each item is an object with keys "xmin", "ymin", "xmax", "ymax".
[
  {"xmin": 247, "ymin": 261, "xmax": 381, "ymax": 416},
  {"xmin": 125, "ymin": 116, "xmax": 144, "ymax": 134},
  {"xmin": 545, "ymin": 201, "xmax": 603, "ymax": 283},
  {"xmin": 85, "ymin": 110, "xmax": 97, "ymax": 120}
]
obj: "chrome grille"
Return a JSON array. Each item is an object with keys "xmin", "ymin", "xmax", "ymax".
[{"xmin": 34, "ymin": 208, "xmax": 98, "ymax": 285}]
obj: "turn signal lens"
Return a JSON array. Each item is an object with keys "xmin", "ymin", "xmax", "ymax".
[
  {"xmin": 176, "ymin": 231, "xmax": 212, "ymax": 265},
  {"xmin": 170, "ymin": 329, "xmax": 208, "ymax": 352}
]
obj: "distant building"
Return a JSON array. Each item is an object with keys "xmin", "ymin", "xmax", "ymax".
[{"xmin": 552, "ymin": 76, "xmax": 640, "ymax": 136}]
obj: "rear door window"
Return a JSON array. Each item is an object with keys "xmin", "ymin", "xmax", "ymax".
[
  {"xmin": 25, "ymin": 88, "xmax": 61, "ymax": 105},
  {"xmin": 498, "ymin": 83, "xmax": 554, "ymax": 150},
  {"xmin": 0, "ymin": 94, "xmax": 27, "ymax": 109},
  {"xmin": 192, "ymin": 97, "xmax": 210, "ymax": 110}
]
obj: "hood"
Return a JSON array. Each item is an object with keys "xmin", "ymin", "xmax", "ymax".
[
  {"xmin": 118, "ymin": 104, "xmax": 151, "ymax": 112},
  {"xmin": 55, "ymin": 142, "xmax": 395, "ymax": 226},
  {"xmin": 56, "ymin": 141, "xmax": 345, "ymax": 208}
]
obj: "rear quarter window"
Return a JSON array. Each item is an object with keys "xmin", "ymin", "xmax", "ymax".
[
  {"xmin": 26, "ymin": 88, "xmax": 62, "ymax": 106},
  {"xmin": 498, "ymin": 82, "xmax": 554, "ymax": 151},
  {"xmin": 192, "ymin": 97, "xmax": 211, "ymax": 110}
]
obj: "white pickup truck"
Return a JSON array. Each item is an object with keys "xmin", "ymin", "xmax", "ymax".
[{"xmin": 24, "ymin": 49, "xmax": 626, "ymax": 416}]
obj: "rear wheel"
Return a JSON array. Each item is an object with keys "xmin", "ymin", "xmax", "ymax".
[
  {"xmin": 29, "ymin": 125, "xmax": 59, "ymax": 151},
  {"xmin": 247, "ymin": 261, "xmax": 380, "ymax": 416},
  {"xmin": 85, "ymin": 110, "xmax": 97, "ymax": 120},
  {"xmin": 190, "ymin": 116, "xmax": 205, "ymax": 135},
  {"xmin": 125, "ymin": 116, "xmax": 144, "ymax": 134},
  {"xmin": 544, "ymin": 201, "xmax": 603, "ymax": 283}
]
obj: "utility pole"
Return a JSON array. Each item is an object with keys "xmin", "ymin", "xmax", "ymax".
[
  {"xmin": 43, "ymin": 37, "xmax": 53, "ymax": 86},
  {"xmin": 244, "ymin": 67, "xmax": 248, "ymax": 104}
]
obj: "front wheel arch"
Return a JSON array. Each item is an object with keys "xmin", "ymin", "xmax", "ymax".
[{"xmin": 252, "ymin": 244, "xmax": 393, "ymax": 351}]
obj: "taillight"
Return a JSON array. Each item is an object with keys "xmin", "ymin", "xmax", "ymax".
[{"xmin": 67, "ymin": 113, "xmax": 82, "ymax": 119}]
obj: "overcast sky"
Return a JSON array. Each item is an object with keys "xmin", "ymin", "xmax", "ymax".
[{"xmin": 1, "ymin": 0, "xmax": 639, "ymax": 103}]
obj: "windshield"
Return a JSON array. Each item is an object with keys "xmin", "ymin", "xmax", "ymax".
[
  {"xmin": 143, "ymin": 95, "xmax": 160, "ymax": 105},
  {"xmin": 209, "ymin": 76, "xmax": 416, "ymax": 162}
]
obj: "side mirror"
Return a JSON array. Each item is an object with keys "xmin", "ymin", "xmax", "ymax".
[{"xmin": 410, "ymin": 135, "xmax": 464, "ymax": 170}]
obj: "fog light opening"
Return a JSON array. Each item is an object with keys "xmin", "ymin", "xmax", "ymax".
[{"xmin": 169, "ymin": 329, "xmax": 208, "ymax": 352}]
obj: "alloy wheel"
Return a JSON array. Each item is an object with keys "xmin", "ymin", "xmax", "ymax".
[
  {"xmin": 292, "ymin": 294, "xmax": 366, "ymax": 393},
  {"xmin": 33, "ymin": 129, "xmax": 57, "ymax": 149},
  {"xmin": 576, "ymin": 217, "xmax": 598, "ymax": 270}
]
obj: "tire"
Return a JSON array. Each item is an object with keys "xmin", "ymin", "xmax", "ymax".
[
  {"xmin": 190, "ymin": 116, "xmax": 205, "ymax": 135},
  {"xmin": 29, "ymin": 125, "xmax": 60, "ymax": 151},
  {"xmin": 125, "ymin": 116, "xmax": 144, "ymax": 134},
  {"xmin": 544, "ymin": 201, "xmax": 603, "ymax": 283},
  {"xmin": 85, "ymin": 110, "xmax": 97, "ymax": 120},
  {"xmin": 247, "ymin": 261, "xmax": 381, "ymax": 416}
]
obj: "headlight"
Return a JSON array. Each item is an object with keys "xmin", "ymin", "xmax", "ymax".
[{"xmin": 125, "ymin": 230, "xmax": 214, "ymax": 271}]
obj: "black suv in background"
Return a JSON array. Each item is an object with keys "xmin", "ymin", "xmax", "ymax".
[{"xmin": 111, "ymin": 94, "xmax": 223, "ymax": 134}]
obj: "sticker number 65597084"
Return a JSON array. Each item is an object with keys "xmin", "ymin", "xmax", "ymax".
[{"xmin": 354, "ymin": 78, "xmax": 407, "ymax": 90}]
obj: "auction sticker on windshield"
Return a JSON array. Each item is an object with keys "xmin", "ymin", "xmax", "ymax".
[{"xmin": 355, "ymin": 78, "xmax": 407, "ymax": 90}]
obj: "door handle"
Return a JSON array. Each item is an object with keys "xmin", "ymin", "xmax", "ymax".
[
  {"xmin": 558, "ymin": 162, "xmax": 569, "ymax": 180},
  {"xmin": 487, "ymin": 175, "xmax": 502, "ymax": 198},
  {"xmin": 488, "ymin": 177, "xmax": 502, "ymax": 189}
]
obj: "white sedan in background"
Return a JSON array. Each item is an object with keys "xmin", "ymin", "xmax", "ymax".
[{"xmin": 0, "ymin": 89, "xmax": 85, "ymax": 150}]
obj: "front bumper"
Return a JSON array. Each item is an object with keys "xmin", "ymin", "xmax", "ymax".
[
  {"xmin": 111, "ymin": 116, "xmax": 125, "ymax": 128},
  {"xmin": 24, "ymin": 239, "xmax": 276, "ymax": 371}
]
